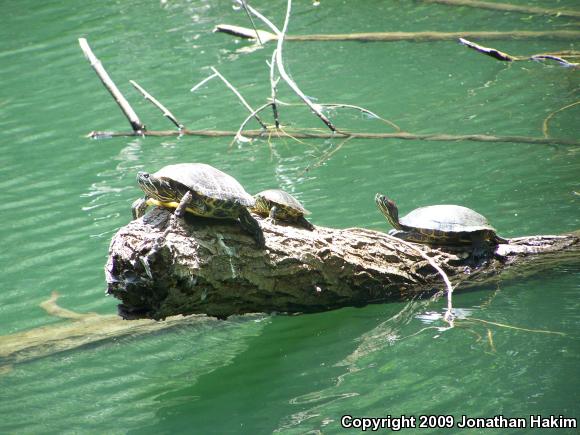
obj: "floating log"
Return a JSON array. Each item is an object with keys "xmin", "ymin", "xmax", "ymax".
[
  {"xmin": 86, "ymin": 128, "xmax": 580, "ymax": 147},
  {"xmin": 214, "ymin": 25, "xmax": 580, "ymax": 42},
  {"xmin": 106, "ymin": 208, "xmax": 580, "ymax": 319}
]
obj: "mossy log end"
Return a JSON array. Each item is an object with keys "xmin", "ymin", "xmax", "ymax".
[{"xmin": 106, "ymin": 208, "xmax": 579, "ymax": 319}]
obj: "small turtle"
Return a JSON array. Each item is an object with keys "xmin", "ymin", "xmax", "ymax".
[
  {"xmin": 132, "ymin": 163, "xmax": 265, "ymax": 247},
  {"xmin": 375, "ymin": 193, "xmax": 507, "ymax": 247},
  {"xmin": 253, "ymin": 189, "xmax": 314, "ymax": 230}
]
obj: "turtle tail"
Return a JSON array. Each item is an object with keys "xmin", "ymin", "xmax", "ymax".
[
  {"xmin": 296, "ymin": 215, "xmax": 315, "ymax": 231},
  {"xmin": 495, "ymin": 235, "xmax": 509, "ymax": 244},
  {"xmin": 238, "ymin": 207, "xmax": 266, "ymax": 248}
]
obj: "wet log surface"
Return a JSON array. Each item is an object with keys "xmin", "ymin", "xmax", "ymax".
[{"xmin": 106, "ymin": 208, "xmax": 580, "ymax": 319}]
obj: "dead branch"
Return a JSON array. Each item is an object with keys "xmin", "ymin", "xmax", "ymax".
[
  {"xmin": 190, "ymin": 72, "xmax": 219, "ymax": 93},
  {"xmin": 460, "ymin": 38, "xmax": 579, "ymax": 67},
  {"xmin": 423, "ymin": 0, "xmax": 580, "ymax": 19},
  {"xmin": 232, "ymin": 102, "xmax": 273, "ymax": 144},
  {"xmin": 239, "ymin": 0, "xmax": 337, "ymax": 132},
  {"xmin": 543, "ymin": 101, "xmax": 580, "ymax": 138},
  {"xmin": 210, "ymin": 67, "xmax": 268, "ymax": 129},
  {"xmin": 106, "ymin": 207, "xmax": 580, "ymax": 319},
  {"xmin": 130, "ymin": 80, "xmax": 184, "ymax": 129},
  {"xmin": 268, "ymin": 50, "xmax": 281, "ymax": 129},
  {"xmin": 86, "ymin": 128, "xmax": 580, "ymax": 147},
  {"xmin": 214, "ymin": 25, "xmax": 580, "ymax": 42},
  {"xmin": 78, "ymin": 38, "xmax": 145, "ymax": 132}
]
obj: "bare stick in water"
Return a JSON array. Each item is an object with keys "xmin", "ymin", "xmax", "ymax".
[
  {"xmin": 210, "ymin": 66, "xmax": 268, "ymax": 130},
  {"xmin": 130, "ymin": 80, "xmax": 184, "ymax": 129},
  {"xmin": 384, "ymin": 234, "xmax": 456, "ymax": 325},
  {"xmin": 239, "ymin": 0, "xmax": 337, "ymax": 132},
  {"xmin": 543, "ymin": 101, "xmax": 580, "ymax": 138},
  {"xmin": 190, "ymin": 72, "xmax": 219, "ymax": 93},
  {"xmin": 78, "ymin": 38, "xmax": 145, "ymax": 132},
  {"xmin": 460, "ymin": 38, "xmax": 579, "ymax": 67},
  {"xmin": 268, "ymin": 50, "xmax": 281, "ymax": 129},
  {"xmin": 232, "ymin": 102, "xmax": 273, "ymax": 145},
  {"xmin": 85, "ymin": 128, "xmax": 580, "ymax": 147},
  {"xmin": 239, "ymin": 0, "xmax": 263, "ymax": 45},
  {"xmin": 423, "ymin": 0, "xmax": 580, "ymax": 19},
  {"xmin": 214, "ymin": 25, "xmax": 580, "ymax": 43}
]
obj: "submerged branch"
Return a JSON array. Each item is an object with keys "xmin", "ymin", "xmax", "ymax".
[
  {"xmin": 86, "ymin": 128, "xmax": 580, "ymax": 147},
  {"xmin": 543, "ymin": 101, "xmax": 580, "ymax": 138},
  {"xmin": 215, "ymin": 25, "xmax": 580, "ymax": 42},
  {"xmin": 423, "ymin": 0, "xmax": 580, "ymax": 19}
]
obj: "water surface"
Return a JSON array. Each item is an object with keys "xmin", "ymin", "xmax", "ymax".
[{"xmin": 0, "ymin": 1, "xmax": 578, "ymax": 433}]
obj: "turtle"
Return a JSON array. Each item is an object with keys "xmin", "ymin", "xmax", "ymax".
[
  {"xmin": 252, "ymin": 189, "xmax": 314, "ymax": 230},
  {"xmin": 132, "ymin": 163, "xmax": 265, "ymax": 247},
  {"xmin": 375, "ymin": 193, "xmax": 508, "ymax": 247}
]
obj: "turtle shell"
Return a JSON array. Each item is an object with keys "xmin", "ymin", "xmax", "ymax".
[
  {"xmin": 400, "ymin": 205, "xmax": 495, "ymax": 234},
  {"xmin": 154, "ymin": 163, "xmax": 255, "ymax": 207},
  {"xmin": 256, "ymin": 189, "xmax": 310, "ymax": 215}
]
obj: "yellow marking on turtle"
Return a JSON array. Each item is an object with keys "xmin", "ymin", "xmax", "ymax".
[{"xmin": 146, "ymin": 198, "xmax": 224, "ymax": 218}]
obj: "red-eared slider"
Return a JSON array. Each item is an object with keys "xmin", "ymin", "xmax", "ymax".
[
  {"xmin": 252, "ymin": 189, "xmax": 314, "ymax": 230},
  {"xmin": 375, "ymin": 193, "xmax": 507, "ymax": 246},
  {"xmin": 132, "ymin": 163, "xmax": 265, "ymax": 247}
]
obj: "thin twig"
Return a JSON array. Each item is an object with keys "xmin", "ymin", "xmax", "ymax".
[
  {"xmin": 78, "ymin": 38, "xmax": 145, "ymax": 132},
  {"xmin": 231, "ymin": 102, "xmax": 273, "ymax": 146},
  {"xmin": 299, "ymin": 135, "xmax": 354, "ymax": 175},
  {"xmin": 466, "ymin": 318, "xmax": 566, "ymax": 336},
  {"xmin": 269, "ymin": 50, "xmax": 281, "ymax": 129},
  {"xmin": 190, "ymin": 72, "xmax": 218, "ymax": 93},
  {"xmin": 459, "ymin": 38, "xmax": 516, "ymax": 61},
  {"xmin": 274, "ymin": 0, "xmax": 337, "ymax": 132},
  {"xmin": 385, "ymin": 234, "xmax": 456, "ymax": 325},
  {"xmin": 542, "ymin": 101, "xmax": 580, "ymax": 138},
  {"xmin": 239, "ymin": 0, "xmax": 263, "ymax": 45},
  {"xmin": 460, "ymin": 38, "xmax": 579, "ymax": 67},
  {"xmin": 210, "ymin": 66, "xmax": 268, "ymax": 129},
  {"xmin": 130, "ymin": 80, "xmax": 183, "ymax": 129},
  {"xmin": 530, "ymin": 55, "xmax": 579, "ymax": 68},
  {"xmin": 241, "ymin": 0, "xmax": 337, "ymax": 132},
  {"xmin": 320, "ymin": 103, "xmax": 401, "ymax": 132}
]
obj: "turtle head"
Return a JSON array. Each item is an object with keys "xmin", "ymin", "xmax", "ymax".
[
  {"xmin": 375, "ymin": 193, "xmax": 401, "ymax": 230},
  {"xmin": 137, "ymin": 171, "xmax": 178, "ymax": 202}
]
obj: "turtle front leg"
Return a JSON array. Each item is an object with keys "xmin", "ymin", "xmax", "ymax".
[
  {"xmin": 132, "ymin": 197, "xmax": 149, "ymax": 219},
  {"xmin": 268, "ymin": 205, "xmax": 279, "ymax": 222},
  {"xmin": 174, "ymin": 191, "xmax": 193, "ymax": 219},
  {"xmin": 239, "ymin": 207, "xmax": 266, "ymax": 248}
]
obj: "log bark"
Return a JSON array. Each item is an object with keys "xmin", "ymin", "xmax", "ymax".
[{"xmin": 106, "ymin": 208, "xmax": 580, "ymax": 319}]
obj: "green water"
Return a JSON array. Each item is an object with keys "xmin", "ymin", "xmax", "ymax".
[{"xmin": 1, "ymin": 0, "xmax": 579, "ymax": 433}]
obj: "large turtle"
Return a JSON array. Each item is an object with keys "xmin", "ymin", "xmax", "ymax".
[
  {"xmin": 132, "ymin": 163, "xmax": 265, "ymax": 247},
  {"xmin": 375, "ymin": 193, "xmax": 507, "ymax": 247},
  {"xmin": 252, "ymin": 189, "xmax": 314, "ymax": 230}
]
